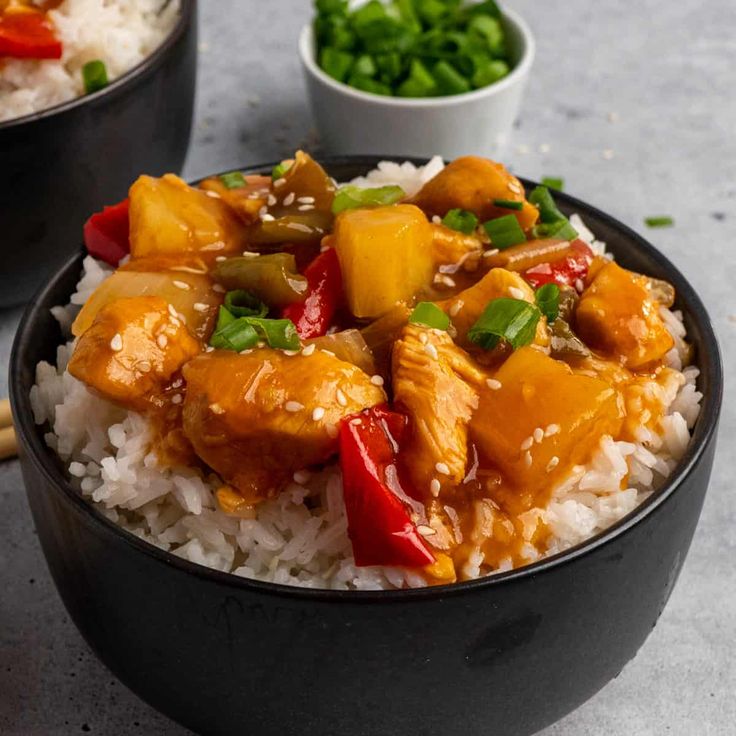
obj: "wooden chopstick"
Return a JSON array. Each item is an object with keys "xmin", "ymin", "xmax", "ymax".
[{"xmin": 0, "ymin": 398, "xmax": 18, "ymax": 461}]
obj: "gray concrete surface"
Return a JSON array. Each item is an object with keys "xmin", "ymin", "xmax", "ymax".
[{"xmin": 1, "ymin": 0, "xmax": 734, "ymax": 733}]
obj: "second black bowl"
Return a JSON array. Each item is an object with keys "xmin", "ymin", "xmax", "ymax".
[
  {"xmin": 10, "ymin": 158, "xmax": 723, "ymax": 736},
  {"xmin": 0, "ymin": 0, "xmax": 197, "ymax": 308}
]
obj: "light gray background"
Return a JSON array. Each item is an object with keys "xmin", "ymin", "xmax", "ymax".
[{"xmin": 1, "ymin": 0, "xmax": 734, "ymax": 733}]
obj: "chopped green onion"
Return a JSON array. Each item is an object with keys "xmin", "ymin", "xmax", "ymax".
[
  {"xmin": 433, "ymin": 60, "xmax": 471, "ymax": 96},
  {"xmin": 82, "ymin": 60, "xmax": 108, "ymax": 95},
  {"xmin": 483, "ymin": 214, "xmax": 526, "ymax": 249},
  {"xmin": 347, "ymin": 73, "xmax": 392, "ymax": 95},
  {"xmin": 468, "ymin": 298, "xmax": 541, "ymax": 351},
  {"xmin": 245, "ymin": 317, "xmax": 300, "ymax": 350},
  {"xmin": 214, "ymin": 305, "xmax": 236, "ymax": 333},
  {"xmin": 219, "ymin": 171, "xmax": 246, "ymax": 190},
  {"xmin": 535, "ymin": 284, "xmax": 560, "ymax": 323},
  {"xmin": 409, "ymin": 302, "xmax": 450, "ymax": 331},
  {"xmin": 224, "ymin": 290, "xmax": 268, "ymax": 318},
  {"xmin": 472, "ymin": 59, "xmax": 509, "ymax": 88},
  {"xmin": 396, "ymin": 58, "xmax": 437, "ymax": 97},
  {"xmin": 541, "ymin": 177, "xmax": 564, "ymax": 191},
  {"xmin": 645, "ymin": 216, "xmax": 674, "ymax": 228},
  {"xmin": 272, "ymin": 162, "xmax": 292, "ymax": 180},
  {"xmin": 442, "ymin": 208, "xmax": 478, "ymax": 234},
  {"xmin": 529, "ymin": 186, "xmax": 566, "ymax": 224},
  {"xmin": 353, "ymin": 54, "xmax": 377, "ymax": 77},
  {"xmin": 467, "ymin": 15, "xmax": 505, "ymax": 57},
  {"xmin": 210, "ymin": 319, "xmax": 260, "ymax": 352},
  {"xmin": 492, "ymin": 198, "xmax": 523, "ymax": 211},
  {"xmin": 320, "ymin": 47, "xmax": 354, "ymax": 82},
  {"xmin": 375, "ymin": 52, "xmax": 403, "ymax": 83},
  {"xmin": 417, "ymin": 0, "xmax": 451, "ymax": 25},
  {"xmin": 531, "ymin": 219, "xmax": 578, "ymax": 241},
  {"xmin": 316, "ymin": 0, "xmax": 348, "ymax": 15},
  {"xmin": 332, "ymin": 184, "xmax": 405, "ymax": 214}
]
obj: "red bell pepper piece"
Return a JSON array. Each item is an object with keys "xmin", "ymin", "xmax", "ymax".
[
  {"xmin": 339, "ymin": 406, "xmax": 435, "ymax": 568},
  {"xmin": 523, "ymin": 239, "xmax": 594, "ymax": 289},
  {"xmin": 0, "ymin": 10, "xmax": 62, "ymax": 60},
  {"xmin": 83, "ymin": 199, "xmax": 130, "ymax": 266},
  {"xmin": 282, "ymin": 247, "xmax": 342, "ymax": 339}
]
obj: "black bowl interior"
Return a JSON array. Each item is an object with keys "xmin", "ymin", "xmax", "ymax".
[{"xmin": 9, "ymin": 156, "xmax": 724, "ymax": 601}]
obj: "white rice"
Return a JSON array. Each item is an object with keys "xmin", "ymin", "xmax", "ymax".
[
  {"xmin": 30, "ymin": 159, "xmax": 703, "ymax": 590},
  {"xmin": 0, "ymin": 0, "xmax": 180, "ymax": 123}
]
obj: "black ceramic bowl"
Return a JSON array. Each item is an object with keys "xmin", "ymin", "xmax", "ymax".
[
  {"xmin": 0, "ymin": 0, "xmax": 197, "ymax": 308},
  {"xmin": 10, "ymin": 158, "xmax": 723, "ymax": 736}
]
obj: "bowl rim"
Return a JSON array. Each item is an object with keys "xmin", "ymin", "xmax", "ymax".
[
  {"xmin": 298, "ymin": 6, "xmax": 535, "ymax": 108},
  {"xmin": 10, "ymin": 155, "xmax": 724, "ymax": 604},
  {"xmin": 0, "ymin": 0, "xmax": 194, "ymax": 132}
]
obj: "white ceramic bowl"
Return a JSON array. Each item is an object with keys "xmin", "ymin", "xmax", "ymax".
[{"xmin": 299, "ymin": 7, "xmax": 535, "ymax": 160}]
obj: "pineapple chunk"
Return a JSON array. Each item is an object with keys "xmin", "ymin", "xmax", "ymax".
[
  {"xmin": 71, "ymin": 268, "xmax": 222, "ymax": 340},
  {"xmin": 129, "ymin": 174, "xmax": 245, "ymax": 261},
  {"xmin": 333, "ymin": 204, "xmax": 434, "ymax": 319},
  {"xmin": 470, "ymin": 346, "xmax": 623, "ymax": 509},
  {"xmin": 576, "ymin": 261, "xmax": 674, "ymax": 369}
]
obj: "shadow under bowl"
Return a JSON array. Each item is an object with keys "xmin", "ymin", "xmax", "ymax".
[
  {"xmin": 10, "ymin": 157, "xmax": 723, "ymax": 736},
  {"xmin": 0, "ymin": 0, "xmax": 198, "ymax": 309}
]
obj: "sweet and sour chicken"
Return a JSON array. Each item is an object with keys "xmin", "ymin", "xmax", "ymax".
[{"xmin": 71, "ymin": 152, "xmax": 682, "ymax": 583}]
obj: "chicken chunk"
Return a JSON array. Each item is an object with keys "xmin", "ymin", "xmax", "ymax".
[
  {"xmin": 576, "ymin": 261, "xmax": 674, "ymax": 369},
  {"xmin": 392, "ymin": 324, "xmax": 487, "ymax": 497},
  {"xmin": 199, "ymin": 174, "xmax": 271, "ymax": 225},
  {"xmin": 470, "ymin": 346, "xmax": 623, "ymax": 513},
  {"xmin": 438, "ymin": 267, "xmax": 550, "ymax": 350},
  {"xmin": 410, "ymin": 156, "xmax": 539, "ymax": 231},
  {"xmin": 129, "ymin": 174, "xmax": 245, "ymax": 262},
  {"xmin": 68, "ymin": 296, "xmax": 201, "ymax": 411},
  {"xmin": 182, "ymin": 349, "xmax": 386, "ymax": 504},
  {"xmin": 430, "ymin": 223, "xmax": 483, "ymax": 269}
]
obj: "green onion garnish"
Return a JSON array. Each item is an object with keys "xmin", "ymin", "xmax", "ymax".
[
  {"xmin": 541, "ymin": 177, "xmax": 564, "ymax": 191},
  {"xmin": 353, "ymin": 54, "xmax": 377, "ymax": 77},
  {"xmin": 347, "ymin": 74, "xmax": 392, "ymax": 96},
  {"xmin": 219, "ymin": 171, "xmax": 246, "ymax": 190},
  {"xmin": 409, "ymin": 302, "xmax": 450, "ymax": 331},
  {"xmin": 492, "ymin": 198, "xmax": 523, "ymax": 211},
  {"xmin": 535, "ymin": 284, "xmax": 560, "ymax": 323},
  {"xmin": 531, "ymin": 220, "xmax": 578, "ymax": 241},
  {"xmin": 82, "ymin": 60, "xmax": 108, "ymax": 95},
  {"xmin": 271, "ymin": 161, "xmax": 292, "ymax": 181},
  {"xmin": 442, "ymin": 208, "xmax": 478, "ymax": 234},
  {"xmin": 645, "ymin": 216, "xmax": 674, "ymax": 228},
  {"xmin": 320, "ymin": 47, "xmax": 354, "ymax": 82},
  {"xmin": 472, "ymin": 59, "xmax": 509, "ymax": 89},
  {"xmin": 483, "ymin": 214, "xmax": 526, "ymax": 250},
  {"xmin": 529, "ymin": 186, "xmax": 566, "ymax": 224},
  {"xmin": 210, "ymin": 319, "xmax": 260, "ymax": 352},
  {"xmin": 332, "ymin": 184, "xmax": 405, "ymax": 214},
  {"xmin": 433, "ymin": 60, "xmax": 471, "ymax": 96},
  {"xmin": 224, "ymin": 290, "xmax": 268, "ymax": 318},
  {"xmin": 396, "ymin": 58, "xmax": 437, "ymax": 97},
  {"xmin": 467, "ymin": 298, "xmax": 541, "ymax": 351}
]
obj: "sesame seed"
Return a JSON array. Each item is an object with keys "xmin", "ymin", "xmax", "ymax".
[
  {"xmin": 258, "ymin": 206, "xmax": 267, "ymax": 217},
  {"xmin": 301, "ymin": 343, "xmax": 316, "ymax": 356},
  {"xmin": 285, "ymin": 401, "xmax": 304, "ymax": 413},
  {"xmin": 298, "ymin": 204, "xmax": 315, "ymax": 211},
  {"xmin": 239, "ymin": 349, "xmax": 253, "ymax": 355},
  {"xmin": 430, "ymin": 479, "xmax": 441, "ymax": 497},
  {"xmin": 312, "ymin": 406, "xmax": 325, "ymax": 421},
  {"xmin": 509, "ymin": 286, "xmax": 526, "ymax": 300},
  {"xmin": 575, "ymin": 278, "xmax": 585, "ymax": 292},
  {"xmin": 297, "ymin": 196, "xmax": 315, "ymax": 204},
  {"xmin": 267, "ymin": 194, "xmax": 277, "ymax": 206},
  {"xmin": 524, "ymin": 451, "xmax": 533, "ymax": 468},
  {"xmin": 286, "ymin": 222, "xmax": 313, "ymax": 233},
  {"xmin": 546, "ymin": 456, "xmax": 560, "ymax": 472},
  {"xmin": 449, "ymin": 301, "xmax": 463, "ymax": 317},
  {"xmin": 171, "ymin": 394, "xmax": 182, "ymax": 405},
  {"xmin": 293, "ymin": 470, "xmax": 311, "ymax": 484},
  {"xmin": 210, "ymin": 403, "xmax": 225, "ymax": 414},
  {"xmin": 417, "ymin": 525, "xmax": 436, "ymax": 537},
  {"xmin": 350, "ymin": 418, "xmax": 361, "ymax": 426},
  {"xmin": 521, "ymin": 436, "xmax": 534, "ymax": 451},
  {"xmin": 533, "ymin": 427, "xmax": 544, "ymax": 443},
  {"xmin": 157, "ymin": 335, "xmax": 168, "ymax": 349},
  {"xmin": 215, "ymin": 256, "xmax": 227, "ymax": 262},
  {"xmin": 193, "ymin": 302, "xmax": 209, "ymax": 312},
  {"xmin": 212, "ymin": 284, "xmax": 226, "ymax": 293},
  {"xmin": 433, "ymin": 273, "xmax": 456, "ymax": 288},
  {"xmin": 172, "ymin": 378, "xmax": 183, "ymax": 388},
  {"xmin": 486, "ymin": 378, "xmax": 502, "ymax": 390},
  {"xmin": 336, "ymin": 389, "xmax": 347, "ymax": 406},
  {"xmin": 204, "ymin": 190, "xmax": 220, "ymax": 199},
  {"xmin": 508, "ymin": 181, "xmax": 522, "ymax": 194},
  {"xmin": 205, "ymin": 346, "xmax": 215, "ymax": 353},
  {"xmin": 321, "ymin": 349, "xmax": 336, "ymax": 357},
  {"xmin": 241, "ymin": 251, "xmax": 260, "ymax": 258},
  {"xmin": 168, "ymin": 304, "xmax": 178, "ymax": 317},
  {"xmin": 273, "ymin": 177, "xmax": 286, "ymax": 188},
  {"xmin": 370, "ymin": 375, "xmax": 384, "ymax": 386},
  {"xmin": 283, "ymin": 192, "xmax": 296, "ymax": 206},
  {"xmin": 283, "ymin": 349, "xmax": 300, "ymax": 356},
  {"xmin": 326, "ymin": 424, "xmax": 339, "ymax": 439},
  {"xmin": 431, "ymin": 215, "xmax": 442, "ymax": 224},
  {"xmin": 483, "ymin": 248, "xmax": 500, "ymax": 258},
  {"xmin": 261, "ymin": 213, "xmax": 275, "ymax": 222},
  {"xmin": 435, "ymin": 462, "xmax": 450, "ymax": 476},
  {"xmin": 424, "ymin": 343, "xmax": 439, "ymax": 360},
  {"xmin": 544, "ymin": 423, "xmax": 560, "ymax": 437},
  {"xmin": 173, "ymin": 280, "xmax": 190, "ymax": 291},
  {"xmin": 109, "ymin": 334, "xmax": 123, "ymax": 351}
]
